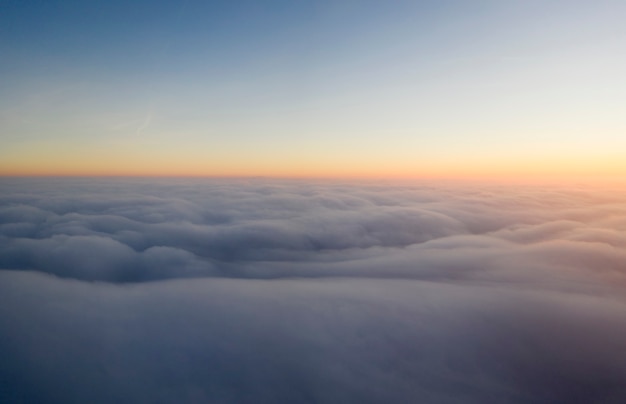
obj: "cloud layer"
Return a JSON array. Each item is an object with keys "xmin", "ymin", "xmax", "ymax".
[{"xmin": 1, "ymin": 177, "xmax": 626, "ymax": 403}]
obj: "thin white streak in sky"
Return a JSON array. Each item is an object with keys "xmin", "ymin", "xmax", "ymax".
[{"xmin": 135, "ymin": 112, "xmax": 153, "ymax": 135}]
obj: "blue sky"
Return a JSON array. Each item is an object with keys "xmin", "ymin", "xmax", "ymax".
[{"xmin": 1, "ymin": 0, "xmax": 625, "ymax": 177}]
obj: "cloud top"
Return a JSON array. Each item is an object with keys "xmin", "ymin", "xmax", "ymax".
[{"xmin": 1, "ymin": 177, "xmax": 626, "ymax": 403}]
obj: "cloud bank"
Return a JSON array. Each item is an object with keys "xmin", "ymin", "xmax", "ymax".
[{"xmin": 1, "ymin": 177, "xmax": 626, "ymax": 403}]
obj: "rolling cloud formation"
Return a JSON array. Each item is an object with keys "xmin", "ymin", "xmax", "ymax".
[{"xmin": 1, "ymin": 177, "xmax": 626, "ymax": 403}]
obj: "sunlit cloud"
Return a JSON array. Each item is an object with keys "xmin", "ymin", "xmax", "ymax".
[{"xmin": 1, "ymin": 178, "xmax": 626, "ymax": 402}]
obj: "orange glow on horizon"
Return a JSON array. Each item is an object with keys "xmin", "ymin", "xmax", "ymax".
[{"xmin": 1, "ymin": 151, "xmax": 624, "ymax": 186}]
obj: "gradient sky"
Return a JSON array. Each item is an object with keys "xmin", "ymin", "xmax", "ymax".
[{"xmin": 1, "ymin": 0, "xmax": 625, "ymax": 179}]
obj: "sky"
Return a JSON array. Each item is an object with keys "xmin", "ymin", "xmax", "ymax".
[
  {"xmin": 3, "ymin": 4, "xmax": 626, "ymax": 400},
  {"xmin": 1, "ymin": 0, "xmax": 625, "ymax": 179}
]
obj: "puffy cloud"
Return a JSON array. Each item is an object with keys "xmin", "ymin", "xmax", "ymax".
[{"xmin": 1, "ymin": 177, "xmax": 626, "ymax": 403}]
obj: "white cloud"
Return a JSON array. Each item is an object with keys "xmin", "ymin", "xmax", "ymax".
[{"xmin": 1, "ymin": 178, "xmax": 626, "ymax": 402}]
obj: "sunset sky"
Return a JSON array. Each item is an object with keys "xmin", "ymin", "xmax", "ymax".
[
  {"xmin": 1, "ymin": 0, "xmax": 625, "ymax": 179},
  {"xmin": 3, "ymin": 3, "xmax": 626, "ymax": 399}
]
